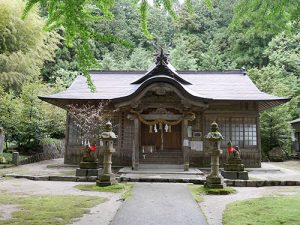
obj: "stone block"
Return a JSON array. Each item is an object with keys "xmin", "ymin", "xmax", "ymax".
[
  {"xmin": 246, "ymin": 180, "xmax": 257, "ymax": 187},
  {"xmin": 76, "ymin": 168, "xmax": 101, "ymax": 177},
  {"xmin": 87, "ymin": 176, "xmax": 97, "ymax": 182},
  {"xmin": 255, "ymin": 181, "xmax": 265, "ymax": 187},
  {"xmin": 204, "ymin": 182, "xmax": 225, "ymax": 188},
  {"xmin": 234, "ymin": 180, "xmax": 246, "ymax": 187},
  {"xmin": 76, "ymin": 169, "xmax": 87, "ymax": 176},
  {"xmin": 34, "ymin": 176, "xmax": 50, "ymax": 181},
  {"xmin": 87, "ymin": 169, "xmax": 101, "ymax": 176},
  {"xmin": 96, "ymin": 174, "xmax": 117, "ymax": 186},
  {"xmin": 221, "ymin": 170, "xmax": 248, "ymax": 180},
  {"xmin": 285, "ymin": 181, "xmax": 296, "ymax": 186},
  {"xmin": 49, "ymin": 176, "xmax": 77, "ymax": 182},
  {"xmin": 12, "ymin": 152, "xmax": 19, "ymax": 165},
  {"xmin": 79, "ymin": 162, "xmax": 98, "ymax": 169},
  {"xmin": 221, "ymin": 171, "xmax": 237, "ymax": 179},
  {"xmin": 224, "ymin": 163, "xmax": 244, "ymax": 171},
  {"xmin": 237, "ymin": 171, "xmax": 249, "ymax": 180},
  {"xmin": 224, "ymin": 180, "xmax": 235, "ymax": 187},
  {"xmin": 77, "ymin": 177, "xmax": 87, "ymax": 182}
]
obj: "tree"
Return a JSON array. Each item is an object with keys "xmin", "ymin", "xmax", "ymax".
[
  {"xmin": 67, "ymin": 103, "xmax": 111, "ymax": 146},
  {"xmin": 228, "ymin": 0, "xmax": 300, "ymax": 68},
  {"xmin": 24, "ymin": 0, "xmax": 213, "ymax": 90},
  {"xmin": 0, "ymin": 0, "xmax": 59, "ymax": 91}
]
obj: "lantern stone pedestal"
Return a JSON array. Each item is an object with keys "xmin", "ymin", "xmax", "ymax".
[
  {"xmin": 221, "ymin": 148, "xmax": 248, "ymax": 180},
  {"xmin": 205, "ymin": 122, "xmax": 225, "ymax": 189},
  {"xmin": 96, "ymin": 121, "xmax": 118, "ymax": 187},
  {"xmin": 76, "ymin": 161, "xmax": 101, "ymax": 177},
  {"xmin": 76, "ymin": 146, "xmax": 100, "ymax": 177}
]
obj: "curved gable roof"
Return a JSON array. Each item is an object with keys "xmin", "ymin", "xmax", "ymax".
[{"xmin": 39, "ymin": 49, "xmax": 290, "ymax": 111}]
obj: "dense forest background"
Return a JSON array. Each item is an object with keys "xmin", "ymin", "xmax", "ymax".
[{"xmin": 0, "ymin": 0, "xmax": 299, "ymax": 158}]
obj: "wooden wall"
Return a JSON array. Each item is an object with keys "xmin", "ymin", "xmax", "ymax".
[{"xmin": 64, "ymin": 100, "xmax": 262, "ymax": 168}]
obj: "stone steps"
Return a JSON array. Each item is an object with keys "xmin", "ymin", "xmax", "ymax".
[{"xmin": 139, "ymin": 151, "xmax": 183, "ymax": 164}]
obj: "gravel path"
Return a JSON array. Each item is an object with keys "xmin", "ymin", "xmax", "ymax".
[
  {"xmin": 111, "ymin": 183, "xmax": 207, "ymax": 225},
  {"xmin": 0, "ymin": 178, "xmax": 122, "ymax": 225}
]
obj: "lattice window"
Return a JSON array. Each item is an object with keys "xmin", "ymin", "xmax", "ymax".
[
  {"xmin": 231, "ymin": 117, "xmax": 244, "ymax": 147},
  {"xmin": 244, "ymin": 118, "xmax": 257, "ymax": 147}
]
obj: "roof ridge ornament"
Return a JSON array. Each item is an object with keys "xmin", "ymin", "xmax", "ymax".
[
  {"xmin": 131, "ymin": 48, "xmax": 192, "ymax": 85},
  {"xmin": 155, "ymin": 47, "xmax": 169, "ymax": 66}
]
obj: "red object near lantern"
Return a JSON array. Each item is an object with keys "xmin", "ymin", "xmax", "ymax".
[
  {"xmin": 89, "ymin": 145, "xmax": 97, "ymax": 151},
  {"xmin": 227, "ymin": 147, "xmax": 234, "ymax": 153}
]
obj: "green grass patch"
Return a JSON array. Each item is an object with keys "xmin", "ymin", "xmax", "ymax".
[
  {"xmin": 1, "ymin": 152, "xmax": 28, "ymax": 164},
  {"xmin": 188, "ymin": 184, "xmax": 236, "ymax": 202},
  {"xmin": 0, "ymin": 194, "xmax": 106, "ymax": 225},
  {"xmin": 188, "ymin": 184, "xmax": 204, "ymax": 202},
  {"xmin": 75, "ymin": 183, "xmax": 133, "ymax": 200},
  {"xmin": 223, "ymin": 196, "xmax": 300, "ymax": 225}
]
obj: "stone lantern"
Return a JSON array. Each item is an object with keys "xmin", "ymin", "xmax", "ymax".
[
  {"xmin": 205, "ymin": 121, "xmax": 225, "ymax": 188},
  {"xmin": 96, "ymin": 121, "xmax": 117, "ymax": 186}
]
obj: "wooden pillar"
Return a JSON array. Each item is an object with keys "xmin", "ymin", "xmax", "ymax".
[
  {"xmin": 256, "ymin": 115, "xmax": 261, "ymax": 167},
  {"xmin": 133, "ymin": 117, "xmax": 140, "ymax": 170},
  {"xmin": 182, "ymin": 118, "xmax": 189, "ymax": 171},
  {"xmin": 64, "ymin": 112, "xmax": 70, "ymax": 164}
]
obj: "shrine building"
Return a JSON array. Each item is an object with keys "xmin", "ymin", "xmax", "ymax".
[{"xmin": 40, "ymin": 49, "xmax": 290, "ymax": 170}]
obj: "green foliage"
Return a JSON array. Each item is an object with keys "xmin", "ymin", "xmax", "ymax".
[
  {"xmin": 0, "ymin": 82, "xmax": 65, "ymax": 151},
  {"xmin": 229, "ymin": 0, "xmax": 300, "ymax": 68},
  {"xmin": 0, "ymin": 0, "xmax": 60, "ymax": 91},
  {"xmin": 223, "ymin": 196, "xmax": 300, "ymax": 225},
  {"xmin": 0, "ymin": 194, "xmax": 106, "ymax": 225},
  {"xmin": 249, "ymin": 66, "xmax": 299, "ymax": 155},
  {"xmin": 170, "ymin": 35, "xmax": 197, "ymax": 70}
]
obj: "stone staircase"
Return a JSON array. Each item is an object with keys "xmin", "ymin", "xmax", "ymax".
[{"xmin": 139, "ymin": 151, "xmax": 183, "ymax": 165}]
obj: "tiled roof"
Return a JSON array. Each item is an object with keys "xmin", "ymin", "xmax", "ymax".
[
  {"xmin": 290, "ymin": 118, "xmax": 300, "ymax": 124},
  {"xmin": 40, "ymin": 49, "xmax": 290, "ymax": 111},
  {"xmin": 41, "ymin": 70, "xmax": 289, "ymax": 102}
]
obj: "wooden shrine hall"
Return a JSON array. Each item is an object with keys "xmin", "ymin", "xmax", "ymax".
[{"xmin": 40, "ymin": 49, "xmax": 289, "ymax": 170}]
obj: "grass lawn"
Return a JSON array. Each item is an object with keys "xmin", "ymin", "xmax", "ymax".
[
  {"xmin": 0, "ymin": 194, "xmax": 106, "ymax": 225},
  {"xmin": 1, "ymin": 152, "xmax": 29, "ymax": 163},
  {"xmin": 223, "ymin": 196, "xmax": 300, "ymax": 225},
  {"xmin": 74, "ymin": 183, "xmax": 134, "ymax": 200},
  {"xmin": 188, "ymin": 184, "xmax": 236, "ymax": 202}
]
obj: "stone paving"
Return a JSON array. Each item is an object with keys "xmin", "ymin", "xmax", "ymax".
[{"xmin": 111, "ymin": 183, "xmax": 208, "ymax": 225}]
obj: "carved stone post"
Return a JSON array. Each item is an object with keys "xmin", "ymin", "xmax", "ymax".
[
  {"xmin": 205, "ymin": 122, "xmax": 225, "ymax": 188},
  {"xmin": 96, "ymin": 121, "xmax": 117, "ymax": 186}
]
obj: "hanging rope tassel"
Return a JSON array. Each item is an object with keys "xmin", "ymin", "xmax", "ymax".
[
  {"xmin": 154, "ymin": 124, "xmax": 158, "ymax": 133},
  {"xmin": 149, "ymin": 125, "xmax": 153, "ymax": 133},
  {"xmin": 165, "ymin": 124, "xmax": 168, "ymax": 132}
]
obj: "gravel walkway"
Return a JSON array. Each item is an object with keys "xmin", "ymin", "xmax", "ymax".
[
  {"xmin": 111, "ymin": 183, "xmax": 208, "ymax": 225},
  {"xmin": 0, "ymin": 178, "xmax": 122, "ymax": 225}
]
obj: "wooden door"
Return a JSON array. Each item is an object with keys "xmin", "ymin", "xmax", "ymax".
[{"xmin": 141, "ymin": 122, "xmax": 181, "ymax": 151}]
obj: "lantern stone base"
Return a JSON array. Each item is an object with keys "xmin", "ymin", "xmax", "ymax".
[
  {"xmin": 204, "ymin": 176, "xmax": 225, "ymax": 189},
  {"xmin": 224, "ymin": 163, "xmax": 245, "ymax": 171},
  {"xmin": 76, "ymin": 168, "xmax": 101, "ymax": 177},
  {"xmin": 79, "ymin": 161, "xmax": 98, "ymax": 169},
  {"xmin": 221, "ymin": 170, "xmax": 249, "ymax": 180},
  {"xmin": 96, "ymin": 174, "xmax": 117, "ymax": 186}
]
